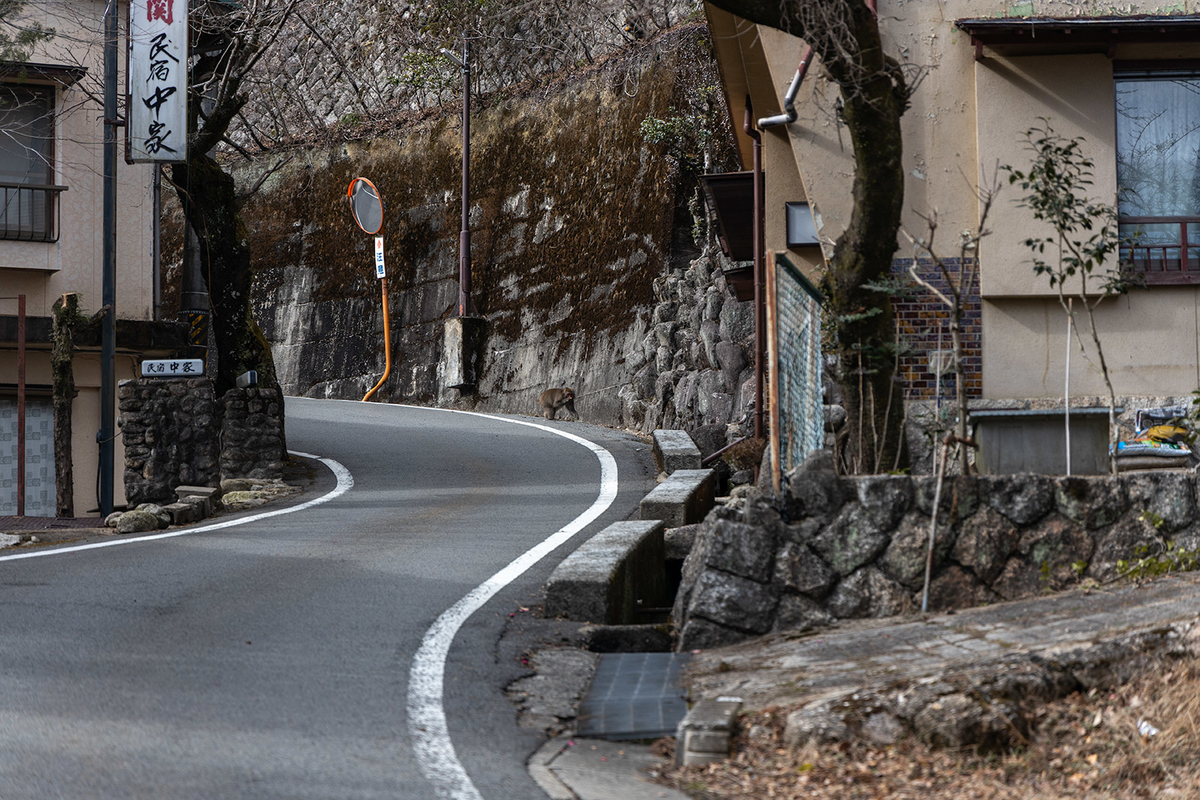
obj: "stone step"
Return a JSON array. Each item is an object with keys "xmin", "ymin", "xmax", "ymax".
[{"xmin": 675, "ymin": 697, "xmax": 742, "ymax": 767}]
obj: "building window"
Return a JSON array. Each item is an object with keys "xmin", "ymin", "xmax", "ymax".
[
  {"xmin": 1116, "ymin": 67, "xmax": 1200, "ymax": 284},
  {"xmin": 0, "ymin": 83, "xmax": 59, "ymax": 242}
]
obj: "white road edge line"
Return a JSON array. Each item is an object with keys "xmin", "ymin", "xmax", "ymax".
[
  {"xmin": 0, "ymin": 450, "xmax": 354, "ymax": 563},
  {"xmin": 403, "ymin": 409, "xmax": 620, "ymax": 800}
]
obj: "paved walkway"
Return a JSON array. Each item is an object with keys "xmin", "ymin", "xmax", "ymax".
[
  {"xmin": 0, "ymin": 515, "xmax": 104, "ymax": 531},
  {"xmin": 530, "ymin": 737, "xmax": 688, "ymax": 800},
  {"xmin": 686, "ymin": 571, "xmax": 1200, "ymax": 710}
]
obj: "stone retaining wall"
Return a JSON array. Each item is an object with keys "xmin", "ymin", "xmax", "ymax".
[
  {"xmin": 674, "ymin": 449, "xmax": 1200, "ymax": 650},
  {"xmin": 121, "ymin": 379, "xmax": 285, "ymax": 505},
  {"xmin": 120, "ymin": 379, "xmax": 220, "ymax": 505},
  {"xmin": 220, "ymin": 388, "xmax": 286, "ymax": 480}
]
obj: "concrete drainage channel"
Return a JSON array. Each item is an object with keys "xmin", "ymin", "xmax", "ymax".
[{"xmin": 535, "ymin": 428, "xmax": 744, "ymax": 787}]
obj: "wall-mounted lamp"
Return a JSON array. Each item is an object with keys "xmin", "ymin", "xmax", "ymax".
[{"xmin": 785, "ymin": 201, "xmax": 820, "ymax": 248}]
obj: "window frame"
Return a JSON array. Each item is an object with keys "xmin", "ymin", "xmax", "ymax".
[
  {"xmin": 0, "ymin": 65, "xmax": 75, "ymax": 244},
  {"xmin": 1114, "ymin": 60, "xmax": 1200, "ymax": 285}
]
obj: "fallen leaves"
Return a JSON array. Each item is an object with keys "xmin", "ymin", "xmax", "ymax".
[{"xmin": 660, "ymin": 659, "xmax": 1200, "ymax": 799}]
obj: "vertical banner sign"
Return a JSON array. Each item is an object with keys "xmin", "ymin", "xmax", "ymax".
[
  {"xmin": 127, "ymin": 0, "xmax": 188, "ymax": 162},
  {"xmin": 374, "ymin": 236, "xmax": 386, "ymax": 279}
]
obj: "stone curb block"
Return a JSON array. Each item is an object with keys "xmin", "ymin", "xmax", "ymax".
[
  {"xmin": 527, "ymin": 738, "xmax": 576, "ymax": 800},
  {"xmin": 175, "ymin": 485, "xmax": 219, "ymax": 518},
  {"xmin": 163, "ymin": 502, "xmax": 196, "ymax": 526},
  {"xmin": 176, "ymin": 485, "xmax": 220, "ymax": 500},
  {"xmin": 544, "ymin": 520, "xmax": 666, "ymax": 624},
  {"xmin": 653, "ymin": 429, "xmax": 702, "ymax": 474},
  {"xmin": 676, "ymin": 697, "xmax": 742, "ymax": 767},
  {"xmin": 640, "ymin": 469, "xmax": 716, "ymax": 528}
]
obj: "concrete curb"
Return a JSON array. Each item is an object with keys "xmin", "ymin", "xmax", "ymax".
[
  {"xmin": 544, "ymin": 520, "xmax": 666, "ymax": 624},
  {"xmin": 652, "ymin": 430, "xmax": 702, "ymax": 474},
  {"xmin": 639, "ymin": 468, "xmax": 716, "ymax": 527},
  {"xmin": 529, "ymin": 738, "xmax": 576, "ymax": 800},
  {"xmin": 675, "ymin": 697, "xmax": 742, "ymax": 767}
]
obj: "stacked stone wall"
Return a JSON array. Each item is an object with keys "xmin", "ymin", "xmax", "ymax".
[
  {"xmin": 674, "ymin": 450, "xmax": 1200, "ymax": 649},
  {"xmin": 220, "ymin": 26, "xmax": 744, "ymax": 442},
  {"xmin": 120, "ymin": 378, "xmax": 219, "ymax": 505},
  {"xmin": 220, "ymin": 388, "xmax": 286, "ymax": 481},
  {"xmin": 121, "ymin": 379, "xmax": 285, "ymax": 505},
  {"xmin": 619, "ymin": 247, "xmax": 756, "ymax": 452}
]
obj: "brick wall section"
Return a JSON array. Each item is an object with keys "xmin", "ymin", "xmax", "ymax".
[{"xmin": 890, "ymin": 257, "xmax": 982, "ymax": 400}]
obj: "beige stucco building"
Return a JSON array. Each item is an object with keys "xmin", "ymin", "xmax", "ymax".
[
  {"xmin": 705, "ymin": 1, "xmax": 1200, "ymax": 408},
  {"xmin": 2, "ymin": 0, "xmax": 182, "ymax": 517}
]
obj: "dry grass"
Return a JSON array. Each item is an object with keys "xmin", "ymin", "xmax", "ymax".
[{"xmin": 662, "ymin": 658, "xmax": 1200, "ymax": 799}]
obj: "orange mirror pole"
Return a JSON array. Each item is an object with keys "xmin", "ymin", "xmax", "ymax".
[
  {"xmin": 363, "ymin": 275, "xmax": 391, "ymax": 402},
  {"xmin": 347, "ymin": 177, "xmax": 390, "ymax": 403}
]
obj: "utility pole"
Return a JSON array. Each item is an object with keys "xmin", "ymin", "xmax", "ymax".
[
  {"xmin": 437, "ymin": 34, "xmax": 487, "ymax": 392},
  {"xmin": 99, "ymin": 0, "xmax": 119, "ymax": 516},
  {"xmin": 441, "ymin": 37, "xmax": 475, "ymax": 317}
]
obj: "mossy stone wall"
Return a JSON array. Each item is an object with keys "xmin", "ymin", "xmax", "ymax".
[{"xmin": 233, "ymin": 25, "xmax": 741, "ymax": 426}]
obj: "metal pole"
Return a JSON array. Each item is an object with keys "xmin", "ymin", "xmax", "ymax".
[
  {"xmin": 755, "ymin": 137, "xmax": 765, "ymax": 442},
  {"xmin": 744, "ymin": 98, "xmax": 765, "ymax": 441},
  {"xmin": 99, "ymin": 0, "xmax": 118, "ymax": 517},
  {"xmin": 458, "ymin": 37, "xmax": 474, "ymax": 317},
  {"xmin": 362, "ymin": 276, "xmax": 393, "ymax": 402},
  {"xmin": 152, "ymin": 167, "xmax": 161, "ymax": 321},
  {"xmin": 16, "ymin": 294, "xmax": 25, "ymax": 517}
]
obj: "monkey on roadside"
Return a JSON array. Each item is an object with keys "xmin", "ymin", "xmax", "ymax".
[{"xmin": 539, "ymin": 387, "xmax": 577, "ymax": 421}]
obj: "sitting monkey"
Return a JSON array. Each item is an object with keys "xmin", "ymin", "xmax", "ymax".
[{"xmin": 539, "ymin": 387, "xmax": 577, "ymax": 420}]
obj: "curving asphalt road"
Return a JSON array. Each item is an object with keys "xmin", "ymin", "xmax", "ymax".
[{"xmin": 0, "ymin": 398, "xmax": 656, "ymax": 799}]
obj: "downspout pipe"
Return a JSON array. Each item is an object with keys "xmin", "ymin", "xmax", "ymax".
[
  {"xmin": 744, "ymin": 98, "xmax": 764, "ymax": 443},
  {"xmin": 756, "ymin": 46, "xmax": 813, "ymax": 129}
]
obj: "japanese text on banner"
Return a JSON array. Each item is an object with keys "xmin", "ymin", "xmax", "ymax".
[{"xmin": 128, "ymin": 0, "xmax": 188, "ymax": 162}]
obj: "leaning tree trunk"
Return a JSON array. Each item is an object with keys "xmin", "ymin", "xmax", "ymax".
[
  {"xmin": 170, "ymin": 154, "xmax": 280, "ymax": 399},
  {"xmin": 705, "ymin": 0, "xmax": 910, "ymax": 473},
  {"xmin": 815, "ymin": 3, "xmax": 909, "ymax": 473}
]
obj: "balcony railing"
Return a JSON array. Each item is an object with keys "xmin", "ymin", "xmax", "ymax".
[
  {"xmin": 0, "ymin": 182, "xmax": 67, "ymax": 243},
  {"xmin": 1119, "ymin": 216, "xmax": 1200, "ymax": 285}
]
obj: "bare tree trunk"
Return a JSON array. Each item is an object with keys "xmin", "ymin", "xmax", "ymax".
[
  {"xmin": 706, "ymin": 0, "xmax": 910, "ymax": 473},
  {"xmin": 51, "ymin": 293, "xmax": 80, "ymax": 518},
  {"xmin": 950, "ymin": 317, "xmax": 969, "ymax": 474},
  {"xmin": 170, "ymin": 154, "xmax": 279, "ymax": 399},
  {"xmin": 1081, "ymin": 299, "xmax": 1119, "ymax": 475}
]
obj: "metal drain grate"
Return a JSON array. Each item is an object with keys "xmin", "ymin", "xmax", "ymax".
[{"xmin": 576, "ymin": 652, "xmax": 690, "ymax": 740}]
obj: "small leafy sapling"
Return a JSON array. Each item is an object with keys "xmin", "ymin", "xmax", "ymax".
[{"xmin": 1003, "ymin": 120, "xmax": 1137, "ymax": 475}]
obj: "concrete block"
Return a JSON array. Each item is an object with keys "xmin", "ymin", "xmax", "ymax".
[
  {"xmin": 652, "ymin": 429, "xmax": 702, "ymax": 474},
  {"xmin": 676, "ymin": 697, "xmax": 742, "ymax": 768},
  {"xmin": 164, "ymin": 502, "xmax": 195, "ymax": 526},
  {"xmin": 180, "ymin": 494, "xmax": 212, "ymax": 519},
  {"xmin": 678, "ymin": 749, "xmax": 727, "ymax": 767},
  {"xmin": 176, "ymin": 485, "xmax": 221, "ymax": 501},
  {"xmin": 442, "ymin": 316, "xmax": 487, "ymax": 390},
  {"xmin": 544, "ymin": 520, "xmax": 666, "ymax": 624},
  {"xmin": 681, "ymin": 731, "xmax": 730, "ymax": 754},
  {"xmin": 640, "ymin": 469, "xmax": 716, "ymax": 527}
]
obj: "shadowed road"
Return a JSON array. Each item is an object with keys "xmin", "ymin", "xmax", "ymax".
[{"xmin": 0, "ymin": 398, "xmax": 655, "ymax": 799}]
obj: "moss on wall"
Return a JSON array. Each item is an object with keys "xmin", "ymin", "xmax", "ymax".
[{"xmin": 168, "ymin": 24, "xmax": 735, "ymax": 407}]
